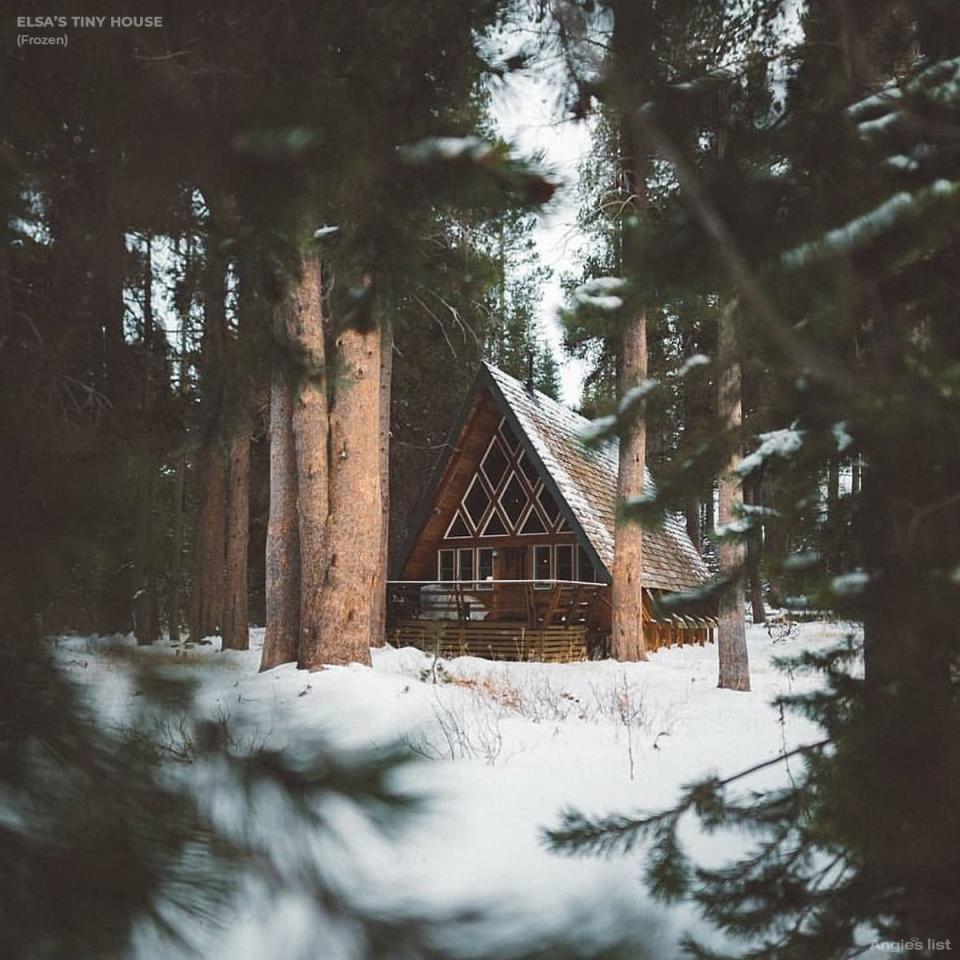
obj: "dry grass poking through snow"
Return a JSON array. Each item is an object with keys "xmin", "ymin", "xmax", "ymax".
[{"xmin": 402, "ymin": 658, "xmax": 655, "ymax": 771}]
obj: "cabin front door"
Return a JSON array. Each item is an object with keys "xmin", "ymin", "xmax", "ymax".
[{"xmin": 496, "ymin": 547, "xmax": 527, "ymax": 621}]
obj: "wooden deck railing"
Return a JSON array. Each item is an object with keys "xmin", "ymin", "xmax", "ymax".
[{"xmin": 386, "ymin": 579, "xmax": 608, "ymax": 629}]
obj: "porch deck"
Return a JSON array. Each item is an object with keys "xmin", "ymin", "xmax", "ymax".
[{"xmin": 386, "ymin": 580, "xmax": 715, "ymax": 662}]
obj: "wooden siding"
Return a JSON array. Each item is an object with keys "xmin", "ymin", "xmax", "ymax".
[{"xmin": 401, "ymin": 392, "xmax": 502, "ymax": 581}]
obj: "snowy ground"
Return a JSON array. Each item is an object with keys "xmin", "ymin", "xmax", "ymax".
[{"xmin": 52, "ymin": 622, "xmax": 863, "ymax": 958}]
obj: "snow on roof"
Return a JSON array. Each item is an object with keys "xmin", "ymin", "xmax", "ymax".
[{"xmin": 483, "ymin": 362, "xmax": 710, "ymax": 593}]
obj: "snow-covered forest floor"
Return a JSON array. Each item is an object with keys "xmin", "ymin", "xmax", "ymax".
[{"xmin": 51, "ymin": 622, "xmax": 859, "ymax": 957}]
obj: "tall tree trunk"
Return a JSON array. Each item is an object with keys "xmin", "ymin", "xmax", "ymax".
[
  {"xmin": 370, "ymin": 307, "xmax": 393, "ymax": 647},
  {"xmin": 189, "ymin": 248, "xmax": 228, "ymax": 641},
  {"xmin": 717, "ymin": 298, "xmax": 750, "ymax": 691},
  {"xmin": 260, "ymin": 291, "xmax": 303, "ymax": 671},
  {"xmin": 611, "ymin": 307, "xmax": 647, "ymax": 662},
  {"xmin": 686, "ymin": 495, "xmax": 701, "ymax": 555},
  {"xmin": 608, "ymin": 41, "xmax": 650, "ymax": 661},
  {"xmin": 704, "ymin": 481, "xmax": 716, "ymax": 543},
  {"xmin": 189, "ymin": 445, "xmax": 227, "ymax": 640},
  {"xmin": 826, "ymin": 458, "xmax": 841, "ymax": 573},
  {"xmin": 132, "ymin": 235, "xmax": 159, "ymax": 645},
  {"xmin": 307, "ymin": 319, "xmax": 381, "ymax": 669},
  {"xmin": 745, "ymin": 476, "xmax": 766, "ymax": 624},
  {"xmin": 132, "ymin": 455, "xmax": 160, "ymax": 645},
  {"xmin": 168, "ymin": 447, "xmax": 186, "ymax": 644},
  {"xmin": 286, "ymin": 258, "xmax": 331, "ymax": 669},
  {"xmin": 221, "ymin": 430, "xmax": 250, "ymax": 650}
]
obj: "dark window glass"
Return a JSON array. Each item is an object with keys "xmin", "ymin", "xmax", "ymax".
[
  {"xmin": 446, "ymin": 513, "xmax": 470, "ymax": 538},
  {"xmin": 481, "ymin": 440, "xmax": 509, "ymax": 490},
  {"xmin": 538, "ymin": 485, "xmax": 560, "ymax": 524},
  {"xmin": 556, "ymin": 545, "xmax": 574, "ymax": 581},
  {"xmin": 458, "ymin": 549, "xmax": 474, "ymax": 583},
  {"xmin": 518, "ymin": 452, "xmax": 539, "ymax": 488},
  {"xmin": 482, "ymin": 512, "xmax": 507, "ymax": 536},
  {"xmin": 500, "ymin": 473, "xmax": 527, "ymax": 527},
  {"xmin": 533, "ymin": 545, "xmax": 552, "ymax": 588},
  {"xmin": 520, "ymin": 510, "xmax": 546, "ymax": 535},
  {"xmin": 438, "ymin": 550, "xmax": 455, "ymax": 582},
  {"xmin": 499, "ymin": 419, "xmax": 520, "ymax": 452},
  {"xmin": 577, "ymin": 546, "xmax": 596, "ymax": 583},
  {"xmin": 463, "ymin": 477, "xmax": 490, "ymax": 527},
  {"xmin": 477, "ymin": 549, "xmax": 494, "ymax": 589}
]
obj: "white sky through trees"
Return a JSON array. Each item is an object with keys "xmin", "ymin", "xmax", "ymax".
[{"xmin": 491, "ymin": 68, "xmax": 592, "ymax": 406}]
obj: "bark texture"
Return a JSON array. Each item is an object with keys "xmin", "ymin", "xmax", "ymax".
[
  {"xmin": 287, "ymin": 259, "xmax": 331, "ymax": 669},
  {"xmin": 611, "ymin": 308, "xmax": 647, "ymax": 662},
  {"xmin": 168, "ymin": 447, "xmax": 186, "ymax": 645},
  {"xmin": 686, "ymin": 496, "xmax": 701, "ymax": 555},
  {"xmin": 716, "ymin": 299, "xmax": 750, "ymax": 691},
  {"xmin": 260, "ymin": 295, "xmax": 302, "ymax": 671},
  {"xmin": 307, "ymin": 323, "xmax": 381, "ymax": 668},
  {"xmin": 745, "ymin": 477, "xmax": 766, "ymax": 624},
  {"xmin": 369, "ymin": 309, "xmax": 393, "ymax": 647},
  {"xmin": 188, "ymin": 247, "xmax": 228, "ymax": 641},
  {"xmin": 221, "ymin": 429, "xmax": 250, "ymax": 650},
  {"xmin": 189, "ymin": 445, "xmax": 226, "ymax": 640}
]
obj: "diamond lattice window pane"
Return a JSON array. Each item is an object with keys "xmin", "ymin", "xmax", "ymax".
[
  {"xmin": 518, "ymin": 452, "xmax": 539, "ymax": 488},
  {"xmin": 500, "ymin": 473, "xmax": 527, "ymax": 528},
  {"xmin": 463, "ymin": 477, "xmax": 490, "ymax": 527},
  {"xmin": 481, "ymin": 439, "xmax": 509, "ymax": 490},
  {"xmin": 499, "ymin": 419, "xmax": 520, "ymax": 452},
  {"xmin": 537, "ymin": 485, "xmax": 560, "ymax": 525}
]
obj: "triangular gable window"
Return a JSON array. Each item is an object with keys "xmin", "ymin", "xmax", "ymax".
[
  {"xmin": 519, "ymin": 508, "xmax": 546, "ymax": 535},
  {"xmin": 481, "ymin": 511, "xmax": 508, "ymax": 537},
  {"xmin": 499, "ymin": 418, "xmax": 520, "ymax": 453},
  {"xmin": 445, "ymin": 512, "xmax": 470, "ymax": 539},
  {"xmin": 537, "ymin": 486, "xmax": 560, "ymax": 527},
  {"xmin": 518, "ymin": 450, "xmax": 539, "ymax": 489}
]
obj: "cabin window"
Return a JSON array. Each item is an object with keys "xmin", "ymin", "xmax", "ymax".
[
  {"xmin": 458, "ymin": 548, "xmax": 474, "ymax": 585},
  {"xmin": 533, "ymin": 544, "xmax": 552, "ymax": 589},
  {"xmin": 477, "ymin": 548, "xmax": 494, "ymax": 590},
  {"xmin": 445, "ymin": 511, "xmax": 470, "ymax": 538},
  {"xmin": 519, "ymin": 506, "xmax": 546, "ymax": 535},
  {"xmin": 537, "ymin": 486, "xmax": 560, "ymax": 527},
  {"xmin": 517, "ymin": 451, "xmax": 539, "ymax": 488},
  {"xmin": 499, "ymin": 418, "xmax": 520, "ymax": 452},
  {"xmin": 500, "ymin": 473, "xmax": 527, "ymax": 526},
  {"xmin": 463, "ymin": 475, "xmax": 491, "ymax": 528},
  {"xmin": 577, "ymin": 546, "xmax": 597, "ymax": 583},
  {"xmin": 556, "ymin": 544, "xmax": 574, "ymax": 582},
  {"xmin": 481, "ymin": 437, "xmax": 509, "ymax": 490},
  {"xmin": 438, "ymin": 550, "xmax": 455, "ymax": 582},
  {"xmin": 481, "ymin": 512, "xmax": 508, "ymax": 536}
]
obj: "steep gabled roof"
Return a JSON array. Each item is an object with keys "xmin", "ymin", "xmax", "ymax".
[{"xmin": 483, "ymin": 363, "xmax": 710, "ymax": 593}]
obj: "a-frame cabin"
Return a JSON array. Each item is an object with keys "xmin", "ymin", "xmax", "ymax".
[{"xmin": 389, "ymin": 363, "xmax": 715, "ymax": 662}]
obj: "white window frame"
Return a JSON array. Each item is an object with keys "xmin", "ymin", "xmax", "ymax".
[
  {"xmin": 457, "ymin": 547, "xmax": 475, "ymax": 586},
  {"xmin": 438, "ymin": 549, "xmax": 456, "ymax": 582},
  {"xmin": 532, "ymin": 544, "xmax": 552, "ymax": 589},
  {"xmin": 477, "ymin": 548, "xmax": 495, "ymax": 590},
  {"xmin": 555, "ymin": 543, "xmax": 575, "ymax": 583}
]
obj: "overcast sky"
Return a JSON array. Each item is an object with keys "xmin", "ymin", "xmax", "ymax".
[{"xmin": 491, "ymin": 70, "xmax": 593, "ymax": 406}]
